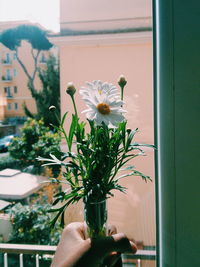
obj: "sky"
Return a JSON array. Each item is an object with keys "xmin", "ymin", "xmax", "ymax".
[{"xmin": 0, "ymin": 0, "xmax": 60, "ymax": 32}]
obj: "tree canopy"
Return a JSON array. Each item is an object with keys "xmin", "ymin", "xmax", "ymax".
[
  {"xmin": 24, "ymin": 55, "xmax": 60, "ymax": 128},
  {"xmin": 0, "ymin": 24, "xmax": 53, "ymax": 51}
]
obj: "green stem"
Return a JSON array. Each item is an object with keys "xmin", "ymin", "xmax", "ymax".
[
  {"xmin": 121, "ymin": 86, "xmax": 124, "ymax": 101},
  {"xmin": 71, "ymin": 95, "xmax": 78, "ymax": 117}
]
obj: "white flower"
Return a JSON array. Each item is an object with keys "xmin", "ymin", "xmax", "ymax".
[{"xmin": 80, "ymin": 81, "xmax": 126, "ymax": 127}]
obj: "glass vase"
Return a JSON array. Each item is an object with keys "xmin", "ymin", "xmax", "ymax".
[{"xmin": 84, "ymin": 198, "xmax": 107, "ymax": 239}]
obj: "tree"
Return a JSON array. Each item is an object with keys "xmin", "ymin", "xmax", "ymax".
[
  {"xmin": 8, "ymin": 118, "xmax": 61, "ymax": 175},
  {"xmin": 24, "ymin": 55, "xmax": 60, "ymax": 127},
  {"xmin": 0, "ymin": 24, "xmax": 53, "ymax": 92},
  {"xmin": 0, "ymin": 24, "xmax": 60, "ymax": 126}
]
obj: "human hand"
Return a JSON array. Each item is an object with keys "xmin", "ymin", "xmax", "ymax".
[{"xmin": 51, "ymin": 222, "xmax": 137, "ymax": 267}]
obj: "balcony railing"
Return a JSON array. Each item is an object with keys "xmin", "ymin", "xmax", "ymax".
[
  {"xmin": 1, "ymin": 76, "xmax": 13, "ymax": 82},
  {"xmin": 2, "ymin": 60, "xmax": 12, "ymax": 65},
  {"xmin": 0, "ymin": 243, "xmax": 156, "ymax": 267},
  {"xmin": 6, "ymin": 94, "xmax": 13, "ymax": 99}
]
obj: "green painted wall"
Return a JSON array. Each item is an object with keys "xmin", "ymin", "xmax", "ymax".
[{"xmin": 153, "ymin": 0, "xmax": 200, "ymax": 266}]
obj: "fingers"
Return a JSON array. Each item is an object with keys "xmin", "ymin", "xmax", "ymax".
[
  {"xmin": 107, "ymin": 224, "xmax": 117, "ymax": 235},
  {"xmin": 75, "ymin": 234, "xmax": 137, "ymax": 267},
  {"xmin": 62, "ymin": 222, "xmax": 86, "ymax": 241},
  {"xmin": 103, "ymin": 233, "xmax": 137, "ymax": 267},
  {"xmin": 94, "ymin": 234, "xmax": 137, "ymax": 254},
  {"xmin": 112, "ymin": 233, "xmax": 137, "ymax": 254},
  {"xmin": 63, "ymin": 223, "xmax": 137, "ymax": 255}
]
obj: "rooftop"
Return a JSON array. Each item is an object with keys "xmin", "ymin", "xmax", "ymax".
[{"xmin": 0, "ymin": 169, "xmax": 47, "ymax": 200}]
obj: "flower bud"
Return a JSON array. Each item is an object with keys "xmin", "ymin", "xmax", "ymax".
[
  {"xmin": 118, "ymin": 75, "xmax": 127, "ymax": 88},
  {"xmin": 66, "ymin": 82, "xmax": 76, "ymax": 96},
  {"xmin": 49, "ymin": 105, "xmax": 56, "ymax": 111}
]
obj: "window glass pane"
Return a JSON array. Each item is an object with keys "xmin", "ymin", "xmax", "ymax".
[
  {"xmin": 13, "ymin": 52, "xmax": 17, "ymax": 60},
  {"xmin": 60, "ymin": 0, "xmax": 156, "ymax": 266},
  {"xmin": 7, "ymin": 103, "xmax": 12, "ymax": 110},
  {"xmin": 6, "ymin": 53, "xmax": 10, "ymax": 62},
  {"xmin": 13, "ymin": 69, "xmax": 17, "ymax": 77},
  {"xmin": 14, "ymin": 103, "xmax": 18, "ymax": 110}
]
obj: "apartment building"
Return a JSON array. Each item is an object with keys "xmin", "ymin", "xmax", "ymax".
[
  {"xmin": 0, "ymin": 21, "xmax": 57, "ymax": 123},
  {"xmin": 51, "ymin": 0, "xmax": 155, "ymax": 258}
]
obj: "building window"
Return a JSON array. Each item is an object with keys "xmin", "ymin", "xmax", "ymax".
[
  {"xmin": 5, "ymin": 53, "xmax": 10, "ymax": 64},
  {"xmin": 7, "ymin": 103, "xmax": 12, "ymax": 110},
  {"xmin": 14, "ymin": 103, "xmax": 18, "ymax": 110},
  {"xmin": 6, "ymin": 69, "xmax": 11, "ymax": 80},
  {"xmin": 13, "ymin": 53, "xmax": 17, "ymax": 60},
  {"xmin": 5, "ymin": 87, "xmax": 11, "ymax": 96},
  {"xmin": 13, "ymin": 69, "xmax": 17, "ymax": 77},
  {"xmin": 14, "ymin": 86, "xmax": 18, "ymax": 93}
]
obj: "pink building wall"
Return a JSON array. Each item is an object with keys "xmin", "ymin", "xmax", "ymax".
[
  {"xmin": 53, "ymin": 30, "xmax": 155, "ymax": 247},
  {"xmin": 60, "ymin": 0, "xmax": 152, "ymax": 32}
]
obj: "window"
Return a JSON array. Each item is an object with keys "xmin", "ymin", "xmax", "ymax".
[
  {"xmin": 14, "ymin": 103, "xmax": 18, "ymax": 110},
  {"xmin": 13, "ymin": 69, "xmax": 17, "ymax": 77},
  {"xmin": 14, "ymin": 86, "xmax": 18, "ymax": 93},
  {"xmin": 5, "ymin": 87, "xmax": 11, "ymax": 96},
  {"xmin": 7, "ymin": 103, "xmax": 12, "ymax": 110},
  {"xmin": 6, "ymin": 69, "xmax": 11, "ymax": 80},
  {"xmin": 13, "ymin": 52, "xmax": 17, "ymax": 60},
  {"xmin": 5, "ymin": 53, "xmax": 10, "ymax": 63}
]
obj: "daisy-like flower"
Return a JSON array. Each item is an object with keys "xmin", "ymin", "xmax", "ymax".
[{"xmin": 80, "ymin": 80, "xmax": 126, "ymax": 127}]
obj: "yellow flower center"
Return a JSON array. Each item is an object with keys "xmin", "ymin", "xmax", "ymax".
[
  {"xmin": 98, "ymin": 89, "xmax": 103, "ymax": 95},
  {"xmin": 97, "ymin": 103, "xmax": 111, "ymax": 115}
]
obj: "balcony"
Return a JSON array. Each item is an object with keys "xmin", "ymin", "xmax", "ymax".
[
  {"xmin": 0, "ymin": 243, "xmax": 156, "ymax": 267},
  {"xmin": 1, "ymin": 59, "xmax": 12, "ymax": 66},
  {"xmin": 5, "ymin": 94, "xmax": 13, "ymax": 99},
  {"xmin": 1, "ymin": 76, "xmax": 13, "ymax": 83}
]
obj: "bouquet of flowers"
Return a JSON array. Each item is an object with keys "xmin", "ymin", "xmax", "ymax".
[{"xmin": 37, "ymin": 76, "xmax": 153, "ymax": 238}]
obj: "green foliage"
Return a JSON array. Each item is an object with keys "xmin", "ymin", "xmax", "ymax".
[
  {"xmin": 9, "ymin": 118, "xmax": 61, "ymax": 175},
  {"xmin": 24, "ymin": 55, "xmax": 60, "ymax": 128},
  {"xmin": 38, "ymin": 116, "xmax": 153, "ymax": 227},
  {"xmin": 8, "ymin": 203, "xmax": 61, "ymax": 245},
  {"xmin": 0, "ymin": 24, "xmax": 52, "ymax": 51},
  {"xmin": 37, "ymin": 79, "xmax": 154, "ymax": 228},
  {"xmin": 0, "ymin": 155, "xmax": 24, "ymax": 171}
]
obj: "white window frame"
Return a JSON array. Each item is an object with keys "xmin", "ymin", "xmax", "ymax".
[{"xmin": 153, "ymin": 0, "xmax": 199, "ymax": 266}]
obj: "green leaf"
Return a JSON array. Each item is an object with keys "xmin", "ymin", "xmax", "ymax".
[
  {"xmin": 125, "ymin": 128, "xmax": 138, "ymax": 151},
  {"xmin": 61, "ymin": 111, "xmax": 68, "ymax": 127},
  {"xmin": 68, "ymin": 114, "xmax": 78, "ymax": 151},
  {"xmin": 131, "ymin": 143, "xmax": 155, "ymax": 149}
]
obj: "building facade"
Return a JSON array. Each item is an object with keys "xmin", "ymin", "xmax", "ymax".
[{"xmin": 0, "ymin": 21, "xmax": 57, "ymax": 123}]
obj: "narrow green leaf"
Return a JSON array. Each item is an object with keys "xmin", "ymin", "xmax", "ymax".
[
  {"xmin": 125, "ymin": 128, "xmax": 138, "ymax": 151},
  {"xmin": 68, "ymin": 114, "xmax": 78, "ymax": 150},
  {"xmin": 61, "ymin": 111, "xmax": 68, "ymax": 127}
]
